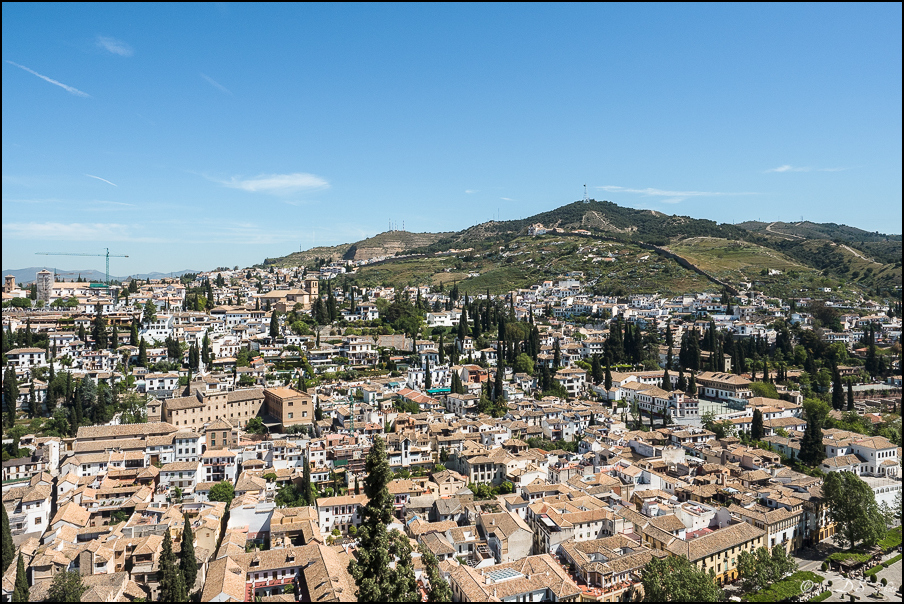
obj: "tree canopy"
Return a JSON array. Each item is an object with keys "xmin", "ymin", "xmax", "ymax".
[
  {"xmin": 823, "ymin": 470, "xmax": 886, "ymax": 550},
  {"xmin": 348, "ymin": 436, "xmax": 418, "ymax": 601},
  {"xmin": 640, "ymin": 555, "xmax": 721, "ymax": 602}
]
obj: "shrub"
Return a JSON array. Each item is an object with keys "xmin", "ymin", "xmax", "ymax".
[
  {"xmin": 881, "ymin": 577, "xmax": 888, "ymax": 586},
  {"xmin": 868, "ymin": 574, "xmax": 877, "ymax": 583},
  {"xmin": 826, "ymin": 551, "xmax": 870, "ymax": 565},
  {"xmin": 879, "ymin": 526, "xmax": 902, "ymax": 551},
  {"xmin": 821, "ymin": 561, "xmax": 828, "ymax": 571},
  {"xmin": 743, "ymin": 571, "xmax": 824, "ymax": 603},
  {"xmin": 810, "ymin": 591, "xmax": 832, "ymax": 603}
]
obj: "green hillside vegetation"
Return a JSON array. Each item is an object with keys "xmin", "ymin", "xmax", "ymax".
[
  {"xmin": 736, "ymin": 220, "xmax": 901, "ymax": 243},
  {"xmin": 261, "ymin": 199, "xmax": 901, "ymax": 300},
  {"xmin": 346, "ymin": 235, "xmax": 713, "ymax": 295}
]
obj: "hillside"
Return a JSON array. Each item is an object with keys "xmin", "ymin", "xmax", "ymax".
[
  {"xmin": 736, "ymin": 220, "xmax": 901, "ymax": 243},
  {"xmin": 263, "ymin": 231, "xmax": 451, "ymax": 268},
  {"xmin": 260, "ymin": 199, "xmax": 901, "ymax": 299},
  {"xmin": 348, "ymin": 234, "xmax": 714, "ymax": 295}
]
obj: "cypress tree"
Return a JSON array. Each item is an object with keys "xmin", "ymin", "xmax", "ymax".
[
  {"xmin": 799, "ymin": 414, "xmax": 825, "ymax": 466},
  {"xmin": 202, "ymin": 333, "xmax": 210, "ymax": 366},
  {"xmin": 661, "ymin": 367, "xmax": 671, "ymax": 392},
  {"xmin": 137, "ymin": 338, "xmax": 147, "ymax": 367},
  {"xmin": 751, "ymin": 409, "xmax": 764, "ymax": 441},
  {"xmin": 676, "ymin": 366, "xmax": 687, "ymax": 392},
  {"xmin": 348, "ymin": 436, "xmax": 417, "ymax": 601},
  {"xmin": 130, "ymin": 321, "xmax": 138, "ymax": 346},
  {"xmin": 28, "ymin": 382, "xmax": 37, "ymax": 418},
  {"xmin": 688, "ymin": 374, "xmax": 697, "ymax": 396},
  {"xmin": 302, "ymin": 455, "xmax": 315, "ymax": 506},
  {"xmin": 159, "ymin": 529, "xmax": 187, "ymax": 602},
  {"xmin": 92, "ymin": 303, "xmax": 107, "ymax": 350},
  {"xmin": 180, "ymin": 514, "xmax": 198, "ymax": 593},
  {"xmin": 831, "ymin": 366, "xmax": 845, "ymax": 411},
  {"xmin": 2, "ymin": 504, "xmax": 13, "ymax": 572},
  {"xmin": 457, "ymin": 308, "xmax": 468, "ymax": 342},
  {"xmin": 438, "ymin": 333, "xmax": 445, "ymax": 365},
  {"xmin": 424, "ymin": 358, "xmax": 431, "ymax": 391},
  {"xmin": 420, "ymin": 544, "xmax": 453, "ymax": 602},
  {"xmin": 4, "ymin": 365, "xmax": 18, "ymax": 428},
  {"xmin": 110, "ymin": 325, "xmax": 118, "ymax": 350},
  {"xmin": 591, "ymin": 354, "xmax": 602, "ymax": 384},
  {"xmin": 847, "ymin": 379, "xmax": 855, "ymax": 412},
  {"xmin": 12, "ymin": 554, "xmax": 28, "ymax": 602},
  {"xmin": 270, "ymin": 310, "xmax": 279, "ymax": 339},
  {"xmin": 604, "ymin": 359, "xmax": 612, "ymax": 391}
]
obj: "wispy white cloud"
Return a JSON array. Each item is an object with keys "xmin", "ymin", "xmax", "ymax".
[
  {"xmin": 2, "ymin": 222, "xmax": 161, "ymax": 242},
  {"xmin": 96, "ymin": 36, "xmax": 133, "ymax": 57},
  {"xmin": 597, "ymin": 185, "xmax": 756, "ymax": 204},
  {"xmin": 5, "ymin": 61, "xmax": 90, "ymax": 97},
  {"xmin": 201, "ymin": 73, "xmax": 232, "ymax": 95},
  {"xmin": 465, "ymin": 189, "xmax": 477, "ymax": 194},
  {"xmin": 765, "ymin": 165, "xmax": 847, "ymax": 173},
  {"xmin": 219, "ymin": 172, "xmax": 329, "ymax": 194},
  {"xmin": 501, "ymin": 197, "xmax": 513, "ymax": 201},
  {"xmin": 85, "ymin": 174, "xmax": 117, "ymax": 187}
]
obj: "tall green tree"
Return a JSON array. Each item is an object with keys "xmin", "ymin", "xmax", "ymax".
[
  {"xmin": 28, "ymin": 382, "xmax": 37, "ymax": 419},
  {"xmin": 143, "ymin": 299, "xmax": 157, "ymax": 325},
  {"xmin": 661, "ymin": 367, "xmax": 671, "ymax": 392},
  {"xmin": 270, "ymin": 310, "xmax": 279, "ymax": 339},
  {"xmin": 1, "ymin": 504, "xmax": 13, "ymax": 572},
  {"xmin": 823, "ymin": 471, "xmax": 886, "ymax": 550},
  {"xmin": 4, "ymin": 365, "xmax": 18, "ymax": 428},
  {"xmin": 798, "ymin": 398, "xmax": 828, "ymax": 466},
  {"xmin": 47, "ymin": 571, "xmax": 88, "ymax": 603},
  {"xmin": 180, "ymin": 514, "xmax": 197, "ymax": 593},
  {"xmin": 137, "ymin": 337, "xmax": 148, "ymax": 367},
  {"xmin": 12, "ymin": 553, "xmax": 28, "ymax": 602},
  {"xmin": 419, "ymin": 544, "xmax": 453, "ymax": 602},
  {"xmin": 159, "ymin": 528, "xmax": 187, "ymax": 602},
  {"xmin": 424, "ymin": 357, "xmax": 432, "ymax": 391},
  {"xmin": 640, "ymin": 554, "xmax": 721, "ymax": 602},
  {"xmin": 591, "ymin": 354, "xmax": 603, "ymax": 384},
  {"xmin": 831, "ymin": 365, "xmax": 845, "ymax": 410},
  {"xmin": 348, "ymin": 436, "xmax": 418, "ymax": 602},
  {"xmin": 130, "ymin": 321, "xmax": 139, "ymax": 346},
  {"xmin": 847, "ymin": 379, "xmax": 855, "ymax": 412},
  {"xmin": 302, "ymin": 456, "xmax": 315, "ymax": 506},
  {"xmin": 751, "ymin": 409, "xmax": 764, "ymax": 441},
  {"xmin": 208, "ymin": 481, "xmax": 234, "ymax": 508}
]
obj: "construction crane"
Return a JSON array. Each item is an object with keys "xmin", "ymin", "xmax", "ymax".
[{"xmin": 36, "ymin": 247, "xmax": 129, "ymax": 284}]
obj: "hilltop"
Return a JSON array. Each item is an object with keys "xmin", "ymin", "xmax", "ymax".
[
  {"xmin": 263, "ymin": 231, "xmax": 452, "ymax": 268},
  {"xmin": 260, "ymin": 199, "xmax": 901, "ymax": 298}
]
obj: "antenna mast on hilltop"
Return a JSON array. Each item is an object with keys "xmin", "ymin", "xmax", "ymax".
[{"xmin": 584, "ymin": 184, "xmax": 589, "ymax": 203}]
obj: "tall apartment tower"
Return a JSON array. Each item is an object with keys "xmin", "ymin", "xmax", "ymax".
[{"xmin": 36, "ymin": 269, "xmax": 53, "ymax": 302}]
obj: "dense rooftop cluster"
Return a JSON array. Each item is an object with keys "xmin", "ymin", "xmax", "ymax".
[{"xmin": 1, "ymin": 264, "xmax": 901, "ymax": 602}]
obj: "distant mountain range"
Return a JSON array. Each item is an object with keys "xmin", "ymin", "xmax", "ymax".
[{"xmin": 2, "ymin": 267, "xmax": 200, "ymax": 285}]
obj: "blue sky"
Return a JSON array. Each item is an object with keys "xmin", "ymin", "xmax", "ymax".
[{"xmin": 3, "ymin": 3, "xmax": 901, "ymax": 275}]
